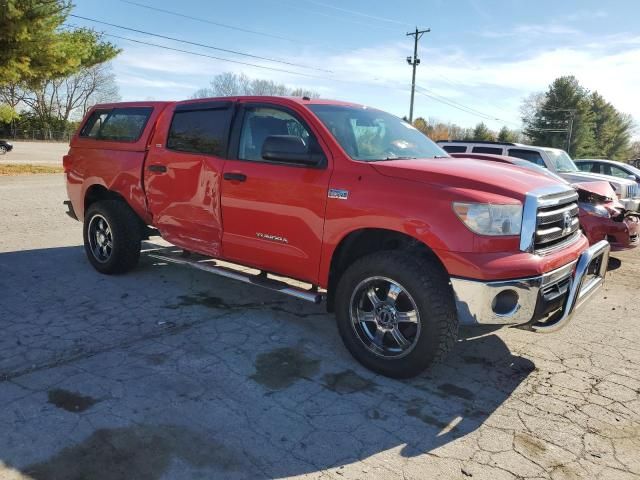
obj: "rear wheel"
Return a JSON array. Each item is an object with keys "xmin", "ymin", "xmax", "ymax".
[
  {"xmin": 83, "ymin": 200, "xmax": 142, "ymax": 274},
  {"xmin": 335, "ymin": 251, "xmax": 458, "ymax": 378},
  {"xmin": 0, "ymin": 145, "xmax": 7, "ymax": 155}
]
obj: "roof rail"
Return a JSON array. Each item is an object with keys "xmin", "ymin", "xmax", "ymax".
[{"xmin": 436, "ymin": 140, "xmax": 517, "ymax": 146}]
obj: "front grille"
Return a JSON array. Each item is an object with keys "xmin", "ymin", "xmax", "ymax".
[
  {"xmin": 534, "ymin": 191, "xmax": 580, "ymax": 253},
  {"xmin": 629, "ymin": 183, "xmax": 639, "ymax": 198}
]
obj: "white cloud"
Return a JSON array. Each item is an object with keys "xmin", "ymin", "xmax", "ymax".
[
  {"xmin": 480, "ymin": 24, "xmax": 580, "ymax": 38},
  {"xmin": 566, "ymin": 9, "xmax": 608, "ymax": 22},
  {"xmin": 107, "ymin": 30, "xmax": 640, "ymax": 137}
]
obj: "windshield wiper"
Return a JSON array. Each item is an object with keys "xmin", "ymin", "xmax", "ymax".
[{"xmin": 372, "ymin": 156, "xmax": 417, "ymax": 161}]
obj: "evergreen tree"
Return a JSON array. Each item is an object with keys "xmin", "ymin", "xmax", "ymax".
[
  {"xmin": 590, "ymin": 92, "xmax": 633, "ymax": 160},
  {"xmin": 497, "ymin": 126, "xmax": 518, "ymax": 143},
  {"xmin": 472, "ymin": 122, "xmax": 495, "ymax": 141},
  {"xmin": 523, "ymin": 76, "xmax": 596, "ymax": 157}
]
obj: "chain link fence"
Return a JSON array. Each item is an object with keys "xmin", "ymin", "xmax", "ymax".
[{"xmin": 0, "ymin": 129, "xmax": 73, "ymax": 142}]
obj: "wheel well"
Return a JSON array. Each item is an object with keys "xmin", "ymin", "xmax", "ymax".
[
  {"xmin": 84, "ymin": 185, "xmax": 126, "ymax": 212},
  {"xmin": 326, "ymin": 229, "xmax": 444, "ymax": 312}
]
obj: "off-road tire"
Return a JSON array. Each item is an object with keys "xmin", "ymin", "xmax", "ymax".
[
  {"xmin": 83, "ymin": 200, "xmax": 142, "ymax": 274},
  {"xmin": 335, "ymin": 251, "xmax": 458, "ymax": 378}
]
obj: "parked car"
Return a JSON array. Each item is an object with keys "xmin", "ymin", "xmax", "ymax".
[
  {"xmin": 437, "ymin": 141, "xmax": 640, "ymax": 211},
  {"xmin": 575, "ymin": 158, "xmax": 640, "ymax": 185},
  {"xmin": 63, "ymin": 97, "xmax": 609, "ymax": 378},
  {"xmin": 451, "ymin": 153, "xmax": 640, "ymax": 251},
  {"xmin": 0, "ymin": 140, "xmax": 13, "ymax": 154}
]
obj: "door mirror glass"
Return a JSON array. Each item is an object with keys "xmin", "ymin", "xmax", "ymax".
[
  {"xmin": 261, "ymin": 135, "xmax": 321, "ymax": 165},
  {"xmin": 627, "ymin": 174, "xmax": 637, "ymax": 181}
]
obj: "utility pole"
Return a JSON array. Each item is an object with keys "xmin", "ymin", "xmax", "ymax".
[
  {"xmin": 406, "ymin": 27, "xmax": 430, "ymax": 123},
  {"xmin": 566, "ymin": 111, "xmax": 575, "ymax": 154}
]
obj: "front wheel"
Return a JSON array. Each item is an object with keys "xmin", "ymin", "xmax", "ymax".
[
  {"xmin": 335, "ymin": 251, "xmax": 458, "ymax": 378},
  {"xmin": 0, "ymin": 145, "xmax": 7, "ymax": 155},
  {"xmin": 83, "ymin": 200, "xmax": 142, "ymax": 274}
]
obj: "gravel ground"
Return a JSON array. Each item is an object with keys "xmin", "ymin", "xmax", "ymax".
[
  {"xmin": 0, "ymin": 141, "xmax": 68, "ymax": 165},
  {"xmin": 0, "ymin": 174, "xmax": 639, "ymax": 480}
]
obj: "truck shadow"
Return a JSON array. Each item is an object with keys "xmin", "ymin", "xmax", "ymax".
[{"xmin": 0, "ymin": 245, "xmax": 534, "ymax": 479}]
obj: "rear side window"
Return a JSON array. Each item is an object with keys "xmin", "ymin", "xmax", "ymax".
[
  {"xmin": 508, "ymin": 148, "xmax": 546, "ymax": 167},
  {"xmin": 80, "ymin": 110, "xmax": 110, "ymax": 138},
  {"xmin": 80, "ymin": 107, "xmax": 152, "ymax": 142},
  {"xmin": 167, "ymin": 108, "xmax": 231, "ymax": 156},
  {"xmin": 576, "ymin": 162, "xmax": 593, "ymax": 172},
  {"xmin": 442, "ymin": 145, "xmax": 467, "ymax": 153},
  {"xmin": 472, "ymin": 146, "xmax": 503, "ymax": 154}
]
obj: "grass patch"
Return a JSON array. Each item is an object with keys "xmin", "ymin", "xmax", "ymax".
[{"xmin": 0, "ymin": 164, "xmax": 64, "ymax": 176}]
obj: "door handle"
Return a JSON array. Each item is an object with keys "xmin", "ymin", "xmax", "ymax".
[
  {"xmin": 148, "ymin": 164, "xmax": 167, "ymax": 173},
  {"xmin": 223, "ymin": 172, "xmax": 247, "ymax": 182}
]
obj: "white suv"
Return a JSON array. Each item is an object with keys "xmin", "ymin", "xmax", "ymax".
[{"xmin": 438, "ymin": 141, "xmax": 640, "ymax": 211}]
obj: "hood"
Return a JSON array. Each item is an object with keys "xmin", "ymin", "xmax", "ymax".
[
  {"xmin": 573, "ymin": 181, "xmax": 617, "ymax": 201},
  {"xmin": 370, "ymin": 157, "xmax": 565, "ymax": 201},
  {"xmin": 574, "ymin": 181, "xmax": 625, "ymax": 210},
  {"xmin": 559, "ymin": 171, "xmax": 634, "ymax": 188}
]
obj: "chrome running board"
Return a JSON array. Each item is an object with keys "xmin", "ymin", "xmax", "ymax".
[{"xmin": 146, "ymin": 248, "xmax": 324, "ymax": 304}]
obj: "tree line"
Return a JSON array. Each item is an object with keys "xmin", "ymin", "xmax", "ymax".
[
  {"xmin": 412, "ymin": 76, "xmax": 637, "ymax": 162},
  {"xmin": 192, "ymin": 72, "xmax": 320, "ymax": 99}
]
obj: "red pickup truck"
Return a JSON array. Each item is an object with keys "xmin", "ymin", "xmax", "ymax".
[{"xmin": 63, "ymin": 96, "xmax": 610, "ymax": 378}]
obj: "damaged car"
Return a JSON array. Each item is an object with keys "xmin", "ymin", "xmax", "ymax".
[{"xmin": 451, "ymin": 152, "xmax": 640, "ymax": 251}]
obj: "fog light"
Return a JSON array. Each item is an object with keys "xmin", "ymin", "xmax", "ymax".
[{"xmin": 492, "ymin": 290, "xmax": 519, "ymax": 316}]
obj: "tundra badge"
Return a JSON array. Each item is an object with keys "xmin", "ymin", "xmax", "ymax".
[{"xmin": 328, "ymin": 189, "xmax": 349, "ymax": 200}]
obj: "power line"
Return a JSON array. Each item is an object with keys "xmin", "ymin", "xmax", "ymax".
[
  {"xmin": 65, "ymin": 19, "xmax": 524, "ymax": 128},
  {"xmin": 295, "ymin": 0, "xmax": 412, "ymax": 26},
  {"xmin": 118, "ymin": 0, "xmax": 299, "ymax": 44},
  {"xmin": 69, "ymin": 14, "xmax": 332, "ymax": 73},
  {"xmin": 272, "ymin": 0, "xmax": 398, "ymax": 32},
  {"xmin": 74, "ymin": 29, "xmax": 327, "ymax": 79},
  {"xmin": 415, "ymin": 85, "xmax": 522, "ymax": 127}
]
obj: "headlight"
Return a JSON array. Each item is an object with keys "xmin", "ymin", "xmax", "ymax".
[
  {"xmin": 453, "ymin": 202, "xmax": 522, "ymax": 236},
  {"xmin": 580, "ymin": 202, "xmax": 610, "ymax": 218}
]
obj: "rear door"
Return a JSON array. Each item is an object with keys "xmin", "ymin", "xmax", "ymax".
[
  {"xmin": 144, "ymin": 101, "xmax": 234, "ymax": 257},
  {"xmin": 220, "ymin": 101, "xmax": 332, "ymax": 283}
]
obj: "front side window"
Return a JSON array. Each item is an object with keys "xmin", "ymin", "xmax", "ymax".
[
  {"xmin": 309, "ymin": 104, "xmax": 447, "ymax": 161},
  {"xmin": 167, "ymin": 108, "xmax": 231, "ymax": 156},
  {"xmin": 80, "ymin": 107, "xmax": 152, "ymax": 142},
  {"xmin": 239, "ymin": 107, "xmax": 311, "ymax": 161},
  {"xmin": 606, "ymin": 165, "xmax": 632, "ymax": 179},
  {"xmin": 508, "ymin": 148, "xmax": 546, "ymax": 167}
]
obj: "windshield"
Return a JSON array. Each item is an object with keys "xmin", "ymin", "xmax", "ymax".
[
  {"xmin": 309, "ymin": 104, "xmax": 448, "ymax": 161},
  {"xmin": 545, "ymin": 149, "xmax": 578, "ymax": 173}
]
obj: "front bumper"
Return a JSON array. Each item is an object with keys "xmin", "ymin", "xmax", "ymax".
[{"xmin": 451, "ymin": 240, "xmax": 610, "ymax": 332}]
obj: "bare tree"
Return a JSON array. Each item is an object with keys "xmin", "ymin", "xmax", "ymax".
[
  {"xmin": 192, "ymin": 72, "xmax": 319, "ymax": 99},
  {"xmin": 19, "ymin": 63, "xmax": 120, "ymax": 136}
]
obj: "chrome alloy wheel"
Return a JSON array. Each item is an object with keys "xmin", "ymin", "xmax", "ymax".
[
  {"xmin": 349, "ymin": 276, "xmax": 421, "ymax": 358},
  {"xmin": 88, "ymin": 214, "xmax": 113, "ymax": 263}
]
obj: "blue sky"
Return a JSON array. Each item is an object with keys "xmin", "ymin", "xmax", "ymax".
[{"xmin": 72, "ymin": 0, "xmax": 640, "ymax": 135}]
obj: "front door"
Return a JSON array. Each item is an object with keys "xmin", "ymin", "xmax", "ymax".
[
  {"xmin": 144, "ymin": 101, "xmax": 234, "ymax": 257},
  {"xmin": 220, "ymin": 102, "xmax": 332, "ymax": 283}
]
